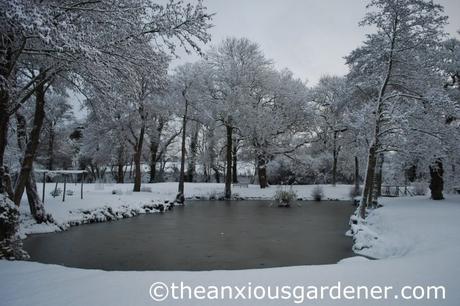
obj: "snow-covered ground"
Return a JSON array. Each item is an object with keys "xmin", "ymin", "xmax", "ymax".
[
  {"xmin": 351, "ymin": 196, "xmax": 460, "ymax": 259},
  {"xmin": 18, "ymin": 183, "xmax": 352, "ymax": 237},
  {"xmin": 1, "ymin": 186, "xmax": 459, "ymax": 305}
]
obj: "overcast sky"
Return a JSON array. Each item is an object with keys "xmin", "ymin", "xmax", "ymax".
[
  {"xmin": 73, "ymin": 0, "xmax": 460, "ymax": 119},
  {"xmin": 173, "ymin": 0, "xmax": 460, "ymax": 85}
]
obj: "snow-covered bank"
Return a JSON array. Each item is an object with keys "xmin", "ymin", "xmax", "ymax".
[
  {"xmin": 2, "ymin": 196, "xmax": 460, "ymax": 305},
  {"xmin": 351, "ymin": 196, "xmax": 460, "ymax": 259},
  {"xmin": 19, "ymin": 183, "xmax": 352, "ymax": 237}
]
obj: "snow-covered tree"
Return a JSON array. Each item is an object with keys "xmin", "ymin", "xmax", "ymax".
[
  {"xmin": 1, "ymin": 0, "xmax": 212, "ymax": 196},
  {"xmin": 205, "ymin": 37, "xmax": 272, "ymax": 197},
  {"xmin": 168, "ymin": 62, "xmax": 206, "ymax": 201},
  {"xmin": 310, "ymin": 76, "xmax": 350, "ymax": 186},
  {"xmin": 0, "ymin": 0, "xmax": 212, "ymax": 257},
  {"xmin": 346, "ymin": 0, "xmax": 449, "ymax": 217},
  {"xmin": 238, "ymin": 68, "xmax": 311, "ymax": 188}
]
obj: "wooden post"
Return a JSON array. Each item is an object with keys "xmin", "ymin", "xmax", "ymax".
[
  {"xmin": 81, "ymin": 172, "xmax": 84, "ymax": 199},
  {"xmin": 63, "ymin": 175, "xmax": 67, "ymax": 202},
  {"xmin": 42, "ymin": 172, "xmax": 46, "ymax": 203},
  {"xmin": 53, "ymin": 181, "xmax": 58, "ymax": 197}
]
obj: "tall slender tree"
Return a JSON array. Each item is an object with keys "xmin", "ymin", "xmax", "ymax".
[{"xmin": 346, "ymin": 0, "xmax": 447, "ymax": 218}]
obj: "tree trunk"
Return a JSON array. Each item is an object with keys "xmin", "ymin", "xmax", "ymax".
[
  {"xmin": 2, "ymin": 167, "xmax": 14, "ymax": 199},
  {"xmin": 178, "ymin": 100, "xmax": 188, "ymax": 199},
  {"xmin": 0, "ymin": 90, "xmax": 9, "ymax": 195},
  {"xmin": 354, "ymin": 156, "xmax": 360, "ymax": 195},
  {"xmin": 406, "ymin": 164, "xmax": 417, "ymax": 182},
  {"xmin": 203, "ymin": 166, "xmax": 209, "ymax": 182},
  {"xmin": 186, "ymin": 122, "xmax": 199, "ymax": 182},
  {"xmin": 115, "ymin": 143, "xmax": 125, "ymax": 184},
  {"xmin": 25, "ymin": 170, "xmax": 47, "ymax": 223},
  {"xmin": 47, "ymin": 122, "xmax": 55, "ymax": 170},
  {"xmin": 359, "ymin": 19, "xmax": 397, "ymax": 218},
  {"xmin": 374, "ymin": 153, "xmax": 384, "ymax": 198},
  {"xmin": 133, "ymin": 124, "xmax": 145, "ymax": 192},
  {"xmin": 14, "ymin": 110, "xmax": 49, "ymax": 223},
  {"xmin": 159, "ymin": 158, "xmax": 166, "ymax": 182},
  {"xmin": 129, "ymin": 158, "xmax": 133, "ymax": 179},
  {"xmin": 116, "ymin": 163, "xmax": 124, "ymax": 184},
  {"xmin": 0, "ymin": 34, "xmax": 15, "ymax": 196},
  {"xmin": 206, "ymin": 126, "xmax": 220, "ymax": 183},
  {"xmin": 429, "ymin": 159, "xmax": 444, "ymax": 200},
  {"xmin": 149, "ymin": 141, "xmax": 159, "ymax": 183},
  {"xmin": 360, "ymin": 144, "xmax": 377, "ymax": 218},
  {"xmin": 257, "ymin": 153, "xmax": 268, "ymax": 188},
  {"xmin": 13, "ymin": 73, "xmax": 47, "ymax": 206},
  {"xmin": 232, "ymin": 140, "xmax": 238, "ymax": 183},
  {"xmin": 332, "ymin": 131, "xmax": 338, "ymax": 186},
  {"xmin": 250, "ymin": 158, "xmax": 258, "ymax": 184},
  {"xmin": 149, "ymin": 119, "xmax": 164, "ymax": 183},
  {"xmin": 214, "ymin": 168, "xmax": 220, "ymax": 183},
  {"xmin": 15, "ymin": 111, "xmax": 48, "ymax": 222},
  {"xmin": 366, "ymin": 152, "xmax": 377, "ymax": 208},
  {"xmin": 115, "ymin": 142, "xmax": 125, "ymax": 184},
  {"xmin": 332, "ymin": 152, "xmax": 338, "ymax": 186},
  {"xmin": 225, "ymin": 123, "xmax": 232, "ymax": 199}
]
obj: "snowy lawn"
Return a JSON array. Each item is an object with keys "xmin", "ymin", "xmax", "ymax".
[
  {"xmin": 18, "ymin": 183, "xmax": 352, "ymax": 237},
  {"xmin": 1, "ymin": 188, "xmax": 459, "ymax": 305}
]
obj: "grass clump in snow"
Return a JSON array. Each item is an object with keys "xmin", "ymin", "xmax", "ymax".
[{"xmin": 274, "ymin": 187, "xmax": 297, "ymax": 207}]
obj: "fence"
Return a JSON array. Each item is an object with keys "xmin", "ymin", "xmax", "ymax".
[{"xmin": 381, "ymin": 185, "xmax": 414, "ymax": 197}]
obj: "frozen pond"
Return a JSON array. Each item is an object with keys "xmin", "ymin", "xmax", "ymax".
[{"xmin": 23, "ymin": 200, "xmax": 355, "ymax": 271}]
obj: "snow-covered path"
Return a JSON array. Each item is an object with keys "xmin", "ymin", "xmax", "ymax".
[
  {"xmin": 1, "ymin": 186, "xmax": 459, "ymax": 305},
  {"xmin": 1, "ymin": 247, "xmax": 458, "ymax": 306}
]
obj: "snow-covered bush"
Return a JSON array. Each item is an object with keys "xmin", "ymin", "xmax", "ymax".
[
  {"xmin": 311, "ymin": 185, "xmax": 324, "ymax": 201},
  {"xmin": 0, "ymin": 195, "xmax": 18, "ymax": 242},
  {"xmin": 412, "ymin": 182, "xmax": 427, "ymax": 196},
  {"xmin": 267, "ymin": 159, "xmax": 296, "ymax": 185},
  {"xmin": 140, "ymin": 186, "xmax": 152, "ymax": 193},
  {"xmin": 267, "ymin": 156, "xmax": 324, "ymax": 185},
  {"xmin": 0, "ymin": 194, "xmax": 29, "ymax": 260},
  {"xmin": 274, "ymin": 187, "xmax": 297, "ymax": 207}
]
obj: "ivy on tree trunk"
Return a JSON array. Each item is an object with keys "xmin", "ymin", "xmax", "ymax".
[{"xmin": 429, "ymin": 159, "xmax": 444, "ymax": 200}]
